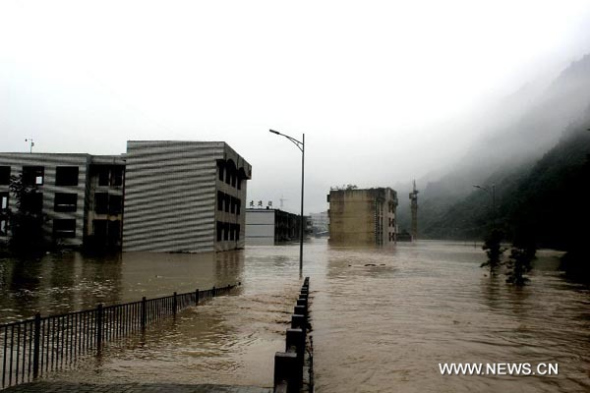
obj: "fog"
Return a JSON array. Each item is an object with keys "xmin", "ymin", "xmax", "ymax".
[{"xmin": 2, "ymin": 1, "xmax": 590, "ymax": 214}]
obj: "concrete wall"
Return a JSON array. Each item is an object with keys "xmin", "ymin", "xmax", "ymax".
[{"xmin": 245, "ymin": 209, "xmax": 276, "ymax": 245}]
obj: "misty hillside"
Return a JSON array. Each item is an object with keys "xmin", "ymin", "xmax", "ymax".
[
  {"xmin": 424, "ymin": 114, "xmax": 590, "ymax": 242},
  {"xmin": 397, "ymin": 53, "xmax": 590, "ymax": 235}
]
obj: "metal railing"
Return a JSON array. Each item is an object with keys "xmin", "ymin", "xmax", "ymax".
[{"xmin": 0, "ymin": 284, "xmax": 238, "ymax": 390}]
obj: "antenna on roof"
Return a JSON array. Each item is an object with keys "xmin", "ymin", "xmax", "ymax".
[{"xmin": 25, "ymin": 138, "xmax": 34, "ymax": 153}]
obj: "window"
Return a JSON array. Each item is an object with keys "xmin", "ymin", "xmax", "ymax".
[
  {"xmin": 230, "ymin": 197, "xmax": 236, "ymax": 214},
  {"xmin": 23, "ymin": 166, "xmax": 44, "ymax": 186},
  {"xmin": 54, "ymin": 193, "xmax": 77, "ymax": 212},
  {"xmin": 223, "ymin": 223, "xmax": 229, "ymax": 240},
  {"xmin": 98, "ymin": 169, "xmax": 110, "ymax": 186},
  {"xmin": 217, "ymin": 161, "xmax": 225, "ymax": 182},
  {"xmin": 217, "ymin": 191, "xmax": 224, "ymax": 211},
  {"xmin": 111, "ymin": 167, "xmax": 124, "ymax": 186},
  {"xmin": 0, "ymin": 219, "xmax": 6, "ymax": 236},
  {"xmin": 217, "ymin": 221, "xmax": 223, "ymax": 241},
  {"xmin": 236, "ymin": 199, "xmax": 241, "ymax": 215},
  {"xmin": 95, "ymin": 193, "xmax": 108, "ymax": 214},
  {"xmin": 229, "ymin": 224, "xmax": 235, "ymax": 241},
  {"xmin": 55, "ymin": 166, "xmax": 79, "ymax": 186},
  {"xmin": 109, "ymin": 195, "xmax": 122, "ymax": 214},
  {"xmin": 53, "ymin": 219, "xmax": 76, "ymax": 238},
  {"xmin": 0, "ymin": 192, "xmax": 8, "ymax": 211},
  {"xmin": 0, "ymin": 166, "xmax": 10, "ymax": 185},
  {"xmin": 224, "ymin": 194, "xmax": 230, "ymax": 213},
  {"xmin": 22, "ymin": 192, "xmax": 43, "ymax": 213}
]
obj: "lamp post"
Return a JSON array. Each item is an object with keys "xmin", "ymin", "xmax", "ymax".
[
  {"xmin": 269, "ymin": 129, "xmax": 305, "ymax": 273},
  {"xmin": 473, "ymin": 184, "xmax": 496, "ymax": 214}
]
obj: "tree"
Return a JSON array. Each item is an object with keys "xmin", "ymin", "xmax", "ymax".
[
  {"xmin": 6, "ymin": 174, "xmax": 48, "ymax": 254},
  {"xmin": 481, "ymin": 228, "xmax": 506, "ymax": 274},
  {"xmin": 505, "ymin": 246, "xmax": 534, "ymax": 285}
]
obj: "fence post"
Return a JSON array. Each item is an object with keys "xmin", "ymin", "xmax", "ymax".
[
  {"xmin": 141, "ymin": 297, "xmax": 147, "ymax": 331},
  {"xmin": 274, "ymin": 351, "xmax": 299, "ymax": 392},
  {"xmin": 96, "ymin": 304, "xmax": 103, "ymax": 355},
  {"xmin": 173, "ymin": 292, "xmax": 178, "ymax": 317},
  {"xmin": 195, "ymin": 289, "xmax": 199, "ymax": 305},
  {"xmin": 33, "ymin": 313, "xmax": 41, "ymax": 379}
]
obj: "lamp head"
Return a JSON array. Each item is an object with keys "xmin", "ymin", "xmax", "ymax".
[{"xmin": 269, "ymin": 129, "xmax": 280, "ymax": 135}]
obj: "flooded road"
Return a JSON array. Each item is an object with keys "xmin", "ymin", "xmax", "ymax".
[{"xmin": 1, "ymin": 240, "xmax": 589, "ymax": 392}]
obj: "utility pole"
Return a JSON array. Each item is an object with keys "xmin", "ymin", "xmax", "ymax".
[{"xmin": 409, "ymin": 180, "xmax": 419, "ymax": 241}]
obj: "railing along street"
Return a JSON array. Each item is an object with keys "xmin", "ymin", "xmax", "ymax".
[{"xmin": 0, "ymin": 284, "xmax": 238, "ymax": 390}]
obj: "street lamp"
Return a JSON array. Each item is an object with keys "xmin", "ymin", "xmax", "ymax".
[
  {"xmin": 473, "ymin": 184, "xmax": 496, "ymax": 213},
  {"xmin": 269, "ymin": 129, "xmax": 305, "ymax": 273}
]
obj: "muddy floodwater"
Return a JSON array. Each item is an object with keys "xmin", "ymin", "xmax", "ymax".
[{"xmin": 1, "ymin": 239, "xmax": 589, "ymax": 392}]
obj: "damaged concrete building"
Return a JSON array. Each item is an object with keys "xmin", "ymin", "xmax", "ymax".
[
  {"xmin": 327, "ymin": 187, "xmax": 398, "ymax": 246},
  {"xmin": 0, "ymin": 140, "xmax": 251, "ymax": 253}
]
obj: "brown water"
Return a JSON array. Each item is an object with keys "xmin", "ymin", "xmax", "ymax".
[{"xmin": 1, "ymin": 240, "xmax": 589, "ymax": 392}]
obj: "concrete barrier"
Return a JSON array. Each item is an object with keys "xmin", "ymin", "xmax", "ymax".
[{"xmin": 273, "ymin": 277, "xmax": 311, "ymax": 393}]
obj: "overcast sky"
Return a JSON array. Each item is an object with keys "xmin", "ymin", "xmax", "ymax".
[{"xmin": 2, "ymin": 1, "xmax": 590, "ymax": 214}]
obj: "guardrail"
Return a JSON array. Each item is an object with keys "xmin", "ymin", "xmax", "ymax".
[
  {"xmin": 0, "ymin": 283, "xmax": 238, "ymax": 390},
  {"xmin": 274, "ymin": 277, "xmax": 312, "ymax": 393}
]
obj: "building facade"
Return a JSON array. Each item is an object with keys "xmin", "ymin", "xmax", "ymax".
[
  {"xmin": 245, "ymin": 208, "xmax": 302, "ymax": 245},
  {"xmin": 0, "ymin": 153, "xmax": 124, "ymax": 249},
  {"xmin": 123, "ymin": 141, "xmax": 251, "ymax": 253},
  {"xmin": 0, "ymin": 140, "xmax": 251, "ymax": 253},
  {"xmin": 328, "ymin": 187, "xmax": 398, "ymax": 246}
]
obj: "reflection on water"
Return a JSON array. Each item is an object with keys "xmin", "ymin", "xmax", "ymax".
[
  {"xmin": 1, "ymin": 240, "xmax": 589, "ymax": 392},
  {"xmin": 0, "ymin": 251, "xmax": 245, "ymax": 323}
]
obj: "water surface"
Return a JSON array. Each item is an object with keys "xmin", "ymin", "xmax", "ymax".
[{"xmin": 1, "ymin": 240, "xmax": 588, "ymax": 392}]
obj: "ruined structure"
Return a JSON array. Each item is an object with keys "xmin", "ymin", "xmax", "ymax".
[{"xmin": 327, "ymin": 187, "xmax": 398, "ymax": 246}]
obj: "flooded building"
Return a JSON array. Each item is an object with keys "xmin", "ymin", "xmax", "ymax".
[
  {"xmin": 328, "ymin": 187, "xmax": 398, "ymax": 245},
  {"xmin": 245, "ymin": 207, "xmax": 302, "ymax": 245},
  {"xmin": 0, "ymin": 141, "xmax": 251, "ymax": 253},
  {"xmin": 0, "ymin": 153, "xmax": 124, "ymax": 249},
  {"xmin": 123, "ymin": 141, "xmax": 251, "ymax": 253}
]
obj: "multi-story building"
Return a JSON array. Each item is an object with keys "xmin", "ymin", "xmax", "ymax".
[
  {"xmin": 328, "ymin": 187, "xmax": 398, "ymax": 246},
  {"xmin": 0, "ymin": 153, "xmax": 124, "ymax": 249},
  {"xmin": 123, "ymin": 141, "xmax": 251, "ymax": 252},
  {"xmin": 0, "ymin": 140, "xmax": 251, "ymax": 253}
]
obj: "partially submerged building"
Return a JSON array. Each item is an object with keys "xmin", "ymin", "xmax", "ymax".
[
  {"xmin": 328, "ymin": 187, "xmax": 398, "ymax": 246},
  {"xmin": 123, "ymin": 141, "xmax": 251, "ymax": 253},
  {"xmin": 245, "ymin": 208, "xmax": 302, "ymax": 245},
  {"xmin": 0, "ymin": 140, "xmax": 251, "ymax": 253},
  {"xmin": 0, "ymin": 153, "xmax": 125, "ymax": 249}
]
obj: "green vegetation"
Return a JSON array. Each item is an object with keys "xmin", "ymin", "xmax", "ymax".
[
  {"xmin": 1, "ymin": 174, "xmax": 48, "ymax": 255},
  {"xmin": 480, "ymin": 228, "xmax": 505, "ymax": 274},
  {"xmin": 423, "ymin": 116, "xmax": 590, "ymax": 281}
]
